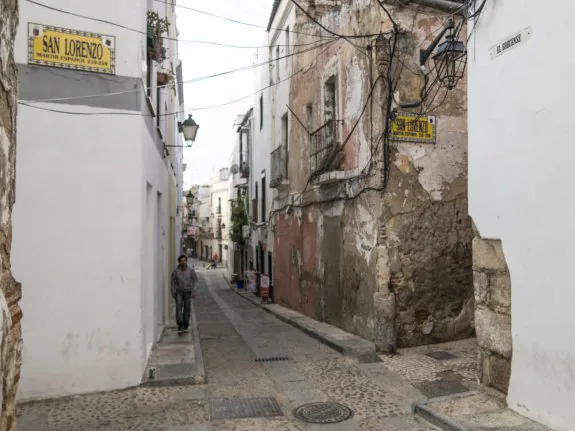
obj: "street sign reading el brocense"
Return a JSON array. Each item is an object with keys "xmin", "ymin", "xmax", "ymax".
[{"xmin": 28, "ymin": 23, "xmax": 116, "ymax": 75}]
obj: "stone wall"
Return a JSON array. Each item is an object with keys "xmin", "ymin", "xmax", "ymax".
[
  {"xmin": 0, "ymin": 0, "xmax": 23, "ymax": 428},
  {"xmin": 473, "ymin": 236, "xmax": 512, "ymax": 393}
]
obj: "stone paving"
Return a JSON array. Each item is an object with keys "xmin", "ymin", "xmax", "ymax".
[{"xmin": 17, "ymin": 270, "xmax": 442, "ymax": 430}]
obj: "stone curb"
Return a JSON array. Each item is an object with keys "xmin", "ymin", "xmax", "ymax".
[
  {"xmin": 412, "ymin": 402, "xmax": 467, "ymax": 431},
  {"xmin": 190, "ymin": 301, "xmax": 207, "ymax": 384},
  {"xmin": 223, "ymin": 274, "xmax": 376, "ymax": 357},
  {"xmin": 411, "ymin": 392, "xmax": 479, "ymax": 431},
  {"xmin": 141, "ymin": 303, "xmax": 206, "ymax": 388}
]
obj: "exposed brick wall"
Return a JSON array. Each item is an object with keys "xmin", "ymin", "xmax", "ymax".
[{"xmin": 0, "ymin": 1, "xmax": 23, "ymax": 428}]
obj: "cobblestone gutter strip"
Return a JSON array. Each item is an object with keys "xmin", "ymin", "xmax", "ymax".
[{"xmin": 224, "ymin": 275, "xmax": 375, "ymax": 357}]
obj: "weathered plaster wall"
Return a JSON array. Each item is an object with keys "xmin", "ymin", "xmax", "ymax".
[
  {"xmin": 274, "ymin": 1, "xmax": 472, "ymax": 351},
  {"xmin": 0, "ymin": 0, "xmax": 22, "ymax": 428}
]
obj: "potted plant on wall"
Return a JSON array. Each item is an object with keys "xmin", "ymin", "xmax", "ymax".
[{"xmin": 147, "ymin": 11, "xmax": 169, "ymax": 63}]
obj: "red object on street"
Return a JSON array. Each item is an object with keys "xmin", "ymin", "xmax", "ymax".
[{"xmin": 260, "ymin": 275, "xmax": 270, "ymax": 303}]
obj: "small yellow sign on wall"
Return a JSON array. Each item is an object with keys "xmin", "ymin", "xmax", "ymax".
[
  {"xmin": 390, "ymin": 113, "xmax": 436, "ymax": 144},
  {"xmin": 28, "ymin": 23, "xmax": 116, "ymax": 75}
]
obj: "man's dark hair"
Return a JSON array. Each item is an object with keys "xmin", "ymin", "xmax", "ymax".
[{"xmin": 178, "ymin": 255, "xmax": 187, "ymax": 262}]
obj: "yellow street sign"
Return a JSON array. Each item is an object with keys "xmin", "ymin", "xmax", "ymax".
[
  {"xmin": 28, "ymin": 23, "xmax": 116, "ymax": 75},
  {"xmin": 390, "ymin": 113, "xmax": 436, "ymax": 144}
]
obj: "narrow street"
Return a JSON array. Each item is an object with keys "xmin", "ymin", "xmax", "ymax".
[{"xmin": 18, "ymin": 269, "xmax": 440, "ymax": 430}]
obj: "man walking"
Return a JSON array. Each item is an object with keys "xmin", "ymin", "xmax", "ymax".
[{"xmin": 171, "ymin": 255, "xmax": 198, "ymax": 334}]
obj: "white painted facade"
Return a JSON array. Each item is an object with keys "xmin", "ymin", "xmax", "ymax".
[
  {"xmin": 12, "ymin": 0, "xmax": 184, "ymax": 400},
  {"xmin": 208, "ymin": 170, "xmax": 230, "ymax": 265},
  {"xmin": 468, "ymin": 1, "xmax": 575, "ymax": 429},
  {"xmin": 249, "ymin": 0, "xmax": 296, "ymax": 277}
]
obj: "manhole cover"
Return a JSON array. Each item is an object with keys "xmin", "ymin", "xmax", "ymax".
[
  {"xmin": 294, "ymin": 402, "xmax": 353, "ymax": 424},
  {"xmin": 425, "ymin": 351, "xmax": 458, "ymax": 360}
]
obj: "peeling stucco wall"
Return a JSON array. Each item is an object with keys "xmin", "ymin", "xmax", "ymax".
[
  {"xmin": 0, "ymin": 0, "xmax": 23, "ymax": 429},
  {"xmin": 273, "ymin": 0, "xmax": 472, "ymax": 351}
]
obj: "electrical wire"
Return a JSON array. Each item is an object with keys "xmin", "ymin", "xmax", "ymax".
[
  {"xmin": 289, "ymin": 0, "xmax": 385, "ymax": 39},
  {"xmin": 154, "ymin": 0, "xmax": 334, "ymax": 39},
  {"xmin": 270, "ymin": 73, "xmax": 384, "ymax": 216},
  {"xmin": 24, "ymin": 0, "xmax": 336, "ymax": 49},
  {"xmin": 19, "ymin": 39, "xmax": 339, "ymax": 115},
  {"xmin": 24, "ymin": 38, "xmax": 333, "ymax": 104}
]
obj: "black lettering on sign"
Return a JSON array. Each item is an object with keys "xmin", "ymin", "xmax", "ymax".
[
  {"xmin": 64, "ymin": 38, "xmax": 104, "ymax": 59},
  {"xmin": 502, "ymin": 34, "xmax": 522, "ymax": 52},
  {"xmin": 42, "ymin": 35, "xmax": 60, "ymax": 54}
]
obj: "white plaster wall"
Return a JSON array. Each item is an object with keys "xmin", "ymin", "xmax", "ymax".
[
  {"xmin": 16, "ymin": 0, "xmax": 146, "ymax": 79},
  {"xmin": 12, "ymin": 0, "xmax": 174, "ymax": 400},
  {"xmin": 13, "ymin": 105, "xmax": 146, "ymax": 399},
  {"xmin": 141, "ymin": 116, "xmax": 170, "ymax": 370},
  {"xmin": 468, "ymin": 1, "xmax": 575, "ymax": 429},
  {"xmin": 210, "ymin": 177, "xmax": 230, "ymax": 263}
]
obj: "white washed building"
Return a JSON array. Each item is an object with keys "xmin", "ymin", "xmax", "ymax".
[
  {"xmin": 468, "ymin": 1, "xmax": 575, "ymax": 429},
  {"xmin": 248, "ymin": 0, "xmax": 296, "ymax": 280},
  {"xmin": 12, "ymin": 0, "xmax": 187, "ymax": 399}
]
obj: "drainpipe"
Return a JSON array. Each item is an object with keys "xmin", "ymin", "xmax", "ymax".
[{"xmin": 408, "ymin": 0, "xmax": 467, "ymax": 16}]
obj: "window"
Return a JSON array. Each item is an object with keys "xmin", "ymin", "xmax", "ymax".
[
  {"xmin": 275, "ymin": 46, "xmax": 280, "ymax": 82},
  {"xmin": 261, "ymin": 176, "xmax": 266, "ymax": 222},
  {"xmin": 306, "ymin": 103, "xmax": 313, "ymax": 132},
  {"xmin": 281, "ymin": 114, "xmax": 289, "ymax": 179},
  {"xmin": 285, "ymin": 27, "xmax": 290, "ymax": 59},
  {"xmin": 259, "ymin": 95, "xmax": 264, "ymax": 130},
  {"xmin": 156, "ymin": 87, "xmax": 161, "ymax": 127},
  {"xmin": 146, "ymin": 57, "xmax": 153, "ymax": 97},
  {"xmin": 324, "ymin": 76, "xmax": 337, "ymax": 122},
  {"xmin": 253, "ymin": 182, "xmax": 259, "ymax": 222},
  {"xmin": 239, "ymin": 129, "xmax": 244, "ymax": 166}
]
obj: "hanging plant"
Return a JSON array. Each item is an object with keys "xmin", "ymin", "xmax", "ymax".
[{"xmin": 147, "ymin": 11, "xmax": 170, "ymax": 62}]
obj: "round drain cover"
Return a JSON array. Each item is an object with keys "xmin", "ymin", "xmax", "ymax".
[{"xmin": 294, "ymin": 402, "xmax": 353, "ymax": 424}]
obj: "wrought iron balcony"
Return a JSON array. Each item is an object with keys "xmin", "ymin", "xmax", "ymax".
[
  {"xmin": 310, "ymin": 120, "xmax": 343, "ymax": 176},
  {"xmin": 270, "ymin": 145, "xmax": 287, "ymax": 188}
]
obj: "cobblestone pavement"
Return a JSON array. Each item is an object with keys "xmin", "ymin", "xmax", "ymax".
[
  {"xmin": 18, "ymin": 271, "xmax": 442, "ymax": 430},
  {"xmin": 379, "ymin": 338, "xmax": 479, "ymax": 398}
]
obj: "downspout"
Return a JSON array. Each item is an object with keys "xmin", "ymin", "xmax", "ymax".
[{"xmin": 408, "ymin": 0, "xmax": 467, "ymax": 16}]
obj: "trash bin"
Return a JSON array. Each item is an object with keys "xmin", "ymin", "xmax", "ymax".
[{"xmin": 236, "ymin": 280, "xmax": 244, "ymax": 289}]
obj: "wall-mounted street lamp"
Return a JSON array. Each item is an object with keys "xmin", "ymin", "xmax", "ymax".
[
  {"xmin": 180, "ymin": 115, "xmax": 199, "ymax": 143},
  {"xmin": 186, "ymin": 190, "xmax": 194, "ymax": 206},
  {"xmin": 419, "ymin": 18, "xmax": 466, "ymax": 90},
  {"xmin": 165, "ymin": 115, "xmax": 200, "ymax": 148}
]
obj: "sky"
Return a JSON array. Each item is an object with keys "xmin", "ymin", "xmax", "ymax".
[{"xmin": 174, "ymin": 0, "xmax": 272, "ymax": 187}]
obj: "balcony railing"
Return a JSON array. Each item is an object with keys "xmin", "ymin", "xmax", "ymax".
[
  {"xmin": 270, "ymin": 145, "xmax": 287, "ymax": 188},
  {"xmin": 310, "ymin": 120, "xmax": 343, "ymax": 176}
]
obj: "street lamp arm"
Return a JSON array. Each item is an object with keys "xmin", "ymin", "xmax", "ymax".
[{"xmin": 419, "ymin": 18, "xmax": 454, "ymax": 66}]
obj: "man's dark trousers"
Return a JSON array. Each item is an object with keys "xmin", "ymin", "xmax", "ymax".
[{"xmin": 175, "ymin": 291, "xmax": 192, "ymax": 330}]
